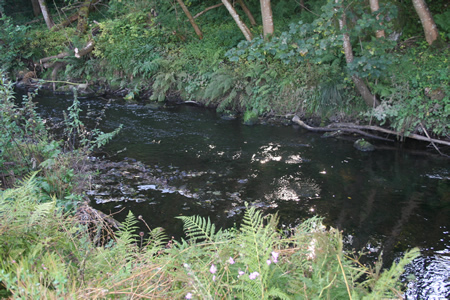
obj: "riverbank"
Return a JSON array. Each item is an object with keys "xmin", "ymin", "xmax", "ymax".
[{"xmin": 3, "ymin": 0, "xmax": 449, "ymax": 154}]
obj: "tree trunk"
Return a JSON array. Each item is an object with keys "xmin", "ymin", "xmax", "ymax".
[
  {"xmin": 77, "ymin": 0, "xmax": 93, "ymax": 35},
  {"xmin": 221, "ymin": 0, "xmax": 253, "ymax": 41},
  {"xmin": 337, "ymin": 0, "xmax": 380, "ymax": 107},
  {"xmin": 369, "ymin": 0, "xmax": 385, "ymax": 38},
  {"xmin": 38, "ymin": 0, "xmax": 54, "ymax": 29},
  {"xmin": 31, "ymin": 0, "xmax": 41, "ymax": 17},
  {"xmin": 259, "ymin": 0, "xmax": 274, "ymax": 39},
  {"xmin": 176, "ymin": 0, "xmax": 203, "ymax": 39},
  {"xmin": 412, "ymin": 0, "xmax": 439, "ymax": 46},
  {"xmin": 237, "ymin": 0, "xmax": 256, "ymax": 26}
]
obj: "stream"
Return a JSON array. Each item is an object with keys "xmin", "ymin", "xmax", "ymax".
[{"xmin": 34, "ymin": 92, "xmax": 449, "ymax": 299}]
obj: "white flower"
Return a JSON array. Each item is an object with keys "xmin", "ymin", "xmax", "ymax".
[
  {"xmin": 271, "ymin": 251, "xmax": 279, "ymax": 263},
  {"xmin": 249, "ymin": 272, "xmax": 260, "ymax": 280},
  {"xmin": 185, "ymin": 292, "xmax": 193, "ymax": 299},
  {"xmin": 210, "ymin": 264, "xmax": 217, "ymax": 274}
]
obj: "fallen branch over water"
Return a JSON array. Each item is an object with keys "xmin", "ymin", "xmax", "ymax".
[{"xmin": 292, "ymin": 115, "xmax": 450, "ymax": 147}]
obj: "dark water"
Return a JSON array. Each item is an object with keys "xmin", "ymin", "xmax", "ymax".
[{"xmin": 34, "ymin": 93, "xmax": 449, "ymax": 299}]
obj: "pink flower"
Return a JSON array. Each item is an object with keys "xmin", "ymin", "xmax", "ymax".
[
  {"xmin": 213, "ymin": 275, "xmax": 216, "ymax": 282},
  {"xmin": 228, "ymin": 257, "xmax": 235, "ymax": 265},
  {"xmin": 271, "ymin": 251, "xmax": 279, "ymax": 263},
  {"xmin": 238, "ymin": 270, "xmax": 245, "ymax": 278},
  {"xmin": 210, "ymin": 264, "xmax": 217, "ymax": 274},
  {"xmin": 249, "ymin": 272, "xmax": 260, "ymax": 280},
  {"xmin": 185, "ymin": 292, "xmax": 193, "ymax": 299},
  {"xmin": 266, "ymin": 259, "xmax": 271, "ymax": 265}
]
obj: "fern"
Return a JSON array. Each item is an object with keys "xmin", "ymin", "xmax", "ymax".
[
  {"xmin": 176, "ymin": 215, "xmax": 224, "ymax": 244},
  {"xmin": 116, "ymin": 210, "xmax": 139, "ymax": 246},
  {"xmin": 203, "ymin": 72, "xmax": 236, "ymax": 104},
  {"xmin": 144, "ymin": 227, "xmax": 168, "ymax": 257}
]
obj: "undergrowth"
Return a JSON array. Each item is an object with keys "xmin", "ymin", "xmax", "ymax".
[{"xmin": 0, "ymin": 187, "xmax": 420, "ymax": 299}]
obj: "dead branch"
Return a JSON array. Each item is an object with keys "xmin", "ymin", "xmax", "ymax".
[
  {"xmin": 52, "ymin": 13, "xmax": 79, "ymax": 31},
  {"xmin": 292, "ymin": 115, "xmax": 450, "ymax": 147},
  {"xmin": 292, "ymin": 115, "xmax": 392, "ymax": 142},
  {"xmin": 327, "ymin": 121, "xmax": 450, "ymax": 147},
  {"xmin": 37, "ymin": 39, "xmax": 95, "ymax": 68},
  {"xmin": 193, "ymin": 3, "xmax": 223, "ymax": 19}
]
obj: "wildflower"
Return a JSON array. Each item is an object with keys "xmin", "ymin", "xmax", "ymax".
[
  {"xmin": 228, "ymin": 257, "xmax": 235, "ymax": 265},
  {"xmin": 271, "ymin": 251, "xmax": 279, "ymax": 263},
  {"xmin": 213, "ymin": 275, "xmax": 216, "ymax": 282},
  {"xmin": 185, "ymin": 292, "xmax": 193, "ymax": 299},
  {"xmin": 238, "ymin": 270, "xmax": 245, "ymax": 278},
  {"xmin": 249, "ymin": 272, "xmax": 260, "ymax": 280},
  {"xmin": 266, "ymin": 259, "xmax": 271, "ymax": 266},
  {"xmin": 210, "ymin": 264, "xmax": 217, "ymax": 274}
]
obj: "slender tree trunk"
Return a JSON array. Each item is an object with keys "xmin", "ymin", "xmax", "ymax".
[
  {"xmin": 300, "ymin": 0, "xmax": 305, "ymax": 12},
  {"xmin": 176, "ymin": 0, "xmax": 203, "ymax": 39},
  {"xmin": 77, "ymin": 0, "xmax": 93, "ymax": 34},
  {"xmin": 337, "ymin": 0, "xmax": 380, "ymax": 107},
  {"xmin": 412, "ymin": 0, "xmax": 439, "ymax": 45},
  {"xmin": 260, "ymin": 0, "xmax": 274, "ymax": 39},
  {"xmin": 31, "ymin": 0, "xmax": 41, "ymax": 17},
  {"xmin": 221, "ymin": 0, "xmax": 253, "ymax": 41},
  {"xmin": 38, "ymin": 0, "xmax": 54, "ymax": 29},
  {"xmin": 237, "ymin": 0, "xmax": 256, "ymax": 26},
  {"xmin": 369, "ymin": 0, "xmax": 385, "ymax": 38}
]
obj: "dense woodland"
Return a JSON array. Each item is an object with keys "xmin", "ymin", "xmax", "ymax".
[
  {"xmin": 0, "ymin": 0, "xmax": 449, "ymax": 144},
  {"xmin": 0, "ymin": 0, "xmax": 449, "ymax": 298}
]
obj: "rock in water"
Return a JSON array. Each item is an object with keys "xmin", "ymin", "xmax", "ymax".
[{"xmin": 353, "ymin": 139, "xmax": 375, "ymax": 151}]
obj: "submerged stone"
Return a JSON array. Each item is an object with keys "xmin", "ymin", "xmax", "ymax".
[{"xmin": 354, "ymin": 139, "xmax": 375, "ymax": 152}]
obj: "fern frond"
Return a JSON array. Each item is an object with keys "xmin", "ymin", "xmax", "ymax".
[
  {"xmin": 266, "ymin": 287, "xmax": 291, "ymax": 300},
  {"xmin": 176, "ymin": 215, "xmax": 222, "ymax": 243},
  {"xmin": 115, "ymin": 211, "xmax": 139, "ymax": 245},
  {"xmin": 144, "ymin": 227, "xmax": 167, "ymax": 256},
  {"xmin": 28, "ymin": 201, "xmax": 54, "ymax": 226},
  {"xmin": 203, "ymin": 72, "xmax": 235, "ymax": 102}
]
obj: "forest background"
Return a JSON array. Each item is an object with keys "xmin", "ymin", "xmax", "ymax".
[{"xmin": 1, "ymin": 0, "xmax": 449, "ymax": 140}]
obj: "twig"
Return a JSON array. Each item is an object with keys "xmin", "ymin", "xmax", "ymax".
[
  {"xmin": 420, "ymin": 122, "xmax": 449, "ymax": 157},
  {"xmin": 193, "ymin": 3, "xmax": 223, "ymax": 19},
  {"xmin": 337, "ymin": 254, "xmax": 353, "ymax": 300}
]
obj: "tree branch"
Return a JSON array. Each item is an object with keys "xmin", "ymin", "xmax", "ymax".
[
  {"xmin": 292, "ymin": 115, "xmax": 450, "ymax": 147},
  {"xmin": 193, "ymin": 3, "xmax": 223, "ymax": 19}
]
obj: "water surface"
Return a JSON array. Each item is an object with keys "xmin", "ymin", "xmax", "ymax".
[{"xmin": 35, "ymin": 93, "xmax": 450, "ymax": 299}]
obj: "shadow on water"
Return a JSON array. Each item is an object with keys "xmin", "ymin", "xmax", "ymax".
[{"xmin": 34, "ymin": 92, "xmax": 449, "ymax": 299}]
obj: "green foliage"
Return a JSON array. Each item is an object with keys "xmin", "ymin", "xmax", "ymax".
[
  {"xmin": 27, "ymin": 27, "xmax": 77, "ymax": 61},
  {"xmin": 0, "ymin": 73, "xmax": 121, "ymax": 207},
  {"xmin": 165, "ymin": 205, "xmax": 419, "ymax": 299},
  {"xmin": 434, "ymin": 10, "xmax": 450, "ymax": 40},
  {"xmin": 0, "ymin": 173, "xmax": 86, "ymax": 298},
  {"xmin": 63, "ymin": 89, "xmax": 123, "ymax": 151},
  {"xmin": 0, "ymin": 15, "xmax": 29, "ymax": 73},
  {"xmin": 367, "ymin": 47, "xmax": 449, "ymax": 136}
]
